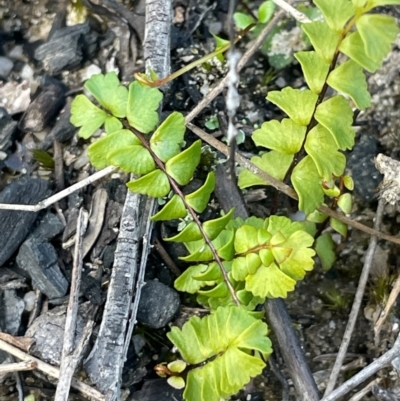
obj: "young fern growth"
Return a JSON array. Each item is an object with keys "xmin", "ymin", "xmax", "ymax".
[
  {"xmin": 70, "ymin": 73, "xmax": 240, "ymax": 302},
  {"xmin": 239, "ymin": 0, "xmax": 400, "ymax": 234}
]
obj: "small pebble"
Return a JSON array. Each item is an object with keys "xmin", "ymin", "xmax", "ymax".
[{"xmin": 0, "ymin": 57, "xmax": 14, "ymax": 78}]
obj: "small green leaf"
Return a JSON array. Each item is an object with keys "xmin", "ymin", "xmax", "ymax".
[
  {"xmin": 294, "ymin": 51, "xmax": 330, "ymax": 94},
  {"xmin": 194, "ymin": 262, "xmax": 222, "ymax": 282},
  {"xmin": 264, "ymin": 215, "xmax": 304, "ymax": 238},
  {"xmin": 343, "ymin": 175, "xmax": 354, "ymax": 190},
  {"xmin": 185, "ymin": 172, "xmax": 215, "ymax": 213},
  {"xmin": 313, "ymin": 0, "xmax": 355, "ymax": 32},
  {"xmin": 232, "ymin": 257, "xmax": 250, "ymax": 281},
  {"xmin": 252, "ymin": 118, "xmax": 306, "ymax": 154},
  {"xmin": 259, "ymin": 249, "xmax": 274, "ymax": 266},
  {"xmin": 108, "ymin": 145, "xmax": 156, "ymax": 174},
  {"xmin": 356, "ymin": 14, "xmax": 399, "ymax": 63},
  {"xmin": 235, "ymin": 225, "xmax": 259, "ymax": 253},
  {"xmin": 84, "ymin": 72, "xmax": 128, "ymax": 118},
  {"xmin": 307, "ymin": 210, "xmax": 328, "ymax": 223},
  {"xmin": 330, "ymin": 217, "xmax": 347, "ymax": 237},
  {"xmin": 168, "ymin": 360, "xmax": 187, "ymax": 373},
  {"xmin": 180, "ymin": 244, "xmax": 213, "ymax": 262},
  {"xmin": 340, "ymin": 32, "xmax": 382, "ymax": 73},
  {"xmin": 315, "ymin": 233, "xmax": 336, "ymax": 271},
  {"xmin": 302, "ymin": 21, "xmax": 341, "ymax": 62},
  {"xmin": 70, "ymin": 95, "xmax": 107, "ymax": 139},
  {"xmin": 271, "ymin": 246, "xmax": 292, "ymax": 264},
  {"xmin": 314, "ymin": 96, "xmax": 355, "ymax": 150},
  {"xmin": 270, "ymin": 231, "xmax": 286, "ymax": 246},
  {"xmin": 351, "ymin": 0, "xmax": 368, "ymax": 8},
  {"xmin": 337, "ymin": 193, "xmax": 352, "ymax": 213},
  {"xmin": 165, "ymin": 140, "xmax": 202, "ymax": 186},
  {"xmin": 32, "ymin": 149, "xmax": 54, "ymax": 169},
  {"xmin": 327, "ymin": 59, "xmax": 371, "ymax": 109},
  {"xmin": 127, "ymin": 169, "xmax": 170, "ymax": 197},
  {"xmin": 151, "ymin": 195, "xmax": 187, "ymax": 221},
  {"xmin": 168, "ymin": 306, "xmax": 271, "ymax": 401},
  {"xmin": 305, "ymin": 124, "xmax": 346, "ymax": 181},
  {"xmin": 246, "ymin": 263, "xmax": 296, "ymax": 298},
  {"xmin": 203, "ymin": 208, "xmax": 235, "ymax": 240},
  {"xmin": 233, "ymin": 12, "xmax": 255, "ymax": 29},
  {"xmin": 279, "ymin": 230, "xmax": 315, "ymax": 280},
  {"xmin": 258, "ymin": 1, "xmax": 275, "ymax": 23},
  {"xmin": 104, "ymin": 116, "xmax": 123, "ymax": 133},
  {"xmin": 267, "ymin": 88, "xmax": 318, "ymax": 126},
  {"xmin": 323, "ymin": 185, "xmax": 341, "ymax": 197},
  {"xmin": 175, "ymin": 264, "xmax": 210, "ymax": 293},
  {"xmin": 213, "ymin": 230, "xmax": 235, "ymax": 261},
  {"xmin": 258, "ymin": 229, "xmax": 272, "ymax": 245},
  {"xmin": 167, "ymin": 376, "xmax": 185, "ymax": 390},
  {"xmin": 292, "ymin": 156, "xmax": 325, "ymax": 214},
  {"xmin": 238, "ymin": 151, "xmax": 293, "ymax": 189},
  {"xmin": 127, "ymin": 81, "xmax": 163, "ymax": 133},
  {"xmin": 198, "ymin": 282, "xmax": 229, "ymax": 298},
  {"xmin": 166, "ymin": 221, "xmax": 202, "ymax": 242},
  {"xmin": 365, "ymin": 0, "xmax": 400, "ymax": 9},
  {"xmin": 150, "ymin": 112, "xmax": 186, "ymax": 162},
  {"xmin": 212, "ymin": 34, "xmax": 230, "ymax": 62},
  {"xmin": 88, "ymin": 130, "xmax": 141, "ymax": 169}
]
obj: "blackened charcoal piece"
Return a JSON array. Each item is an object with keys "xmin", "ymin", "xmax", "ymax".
[
  {"xmin": 34, "ymin": 22, "xmax": 98, "ymax": 73},
  {"xmin": 31, "ymin": 211, "xmax": 64, "ymax": 241},
  {"xmin": 0, "ymin": 107, "xmax": 17, "ymax": 151},
  {"xmin": 52, "ymin": 100, "xmax": 76, "ymax": 142},
  {"xmin": 19, "ymin": 77, "xmax": 66, "ymax": 132},
  {"xmin": 347, "ymin": 135, "xmax": 383, "ymax": 203},
  {"xmin": 131, "ymin": 379, "xmax": 184, "ymax": 401},
  {"xmin": 80, "ymin": 273, "xmax": 105, "ymax": 305},
  {"xmin": 16, "ymin": 237, "xmax": 68, "ymax": 299},
  {"xmin": 137, "ymin": 280, "xmax": 180, "ymax": 329},
  {"xmin": 25, "ymin": 302, "xmax": 95, "ymax": 365},
  {"xmin": 0, "ymin": 177, "xmax": 49, "ymax": 266}
]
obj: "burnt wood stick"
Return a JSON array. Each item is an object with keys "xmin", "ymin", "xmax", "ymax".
[
  {"xmin": 83, "ymin": 1, "xmax": 172, "ymax": 400},
  {"xmin": 215, "ymin": 164, "xmax": 320, "ymax": 401}
]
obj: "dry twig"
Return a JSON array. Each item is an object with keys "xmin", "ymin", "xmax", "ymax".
[
  {"xmin": 374, "ymin": 273, "xmax": 400, "ymax": 344},
  {"xmin": 323, "ymin": 200, "xmax": 385, "ymax": 396},
  {"xmin": 272, "ymin": 0, "xmax": 311, "ymax": 23},
  {"xmin": 321, "ymin": 333, "xmax": 400, "ymax": 401},
  {"xmin": 55, "ymin": 208, "xmax": 95, "ymax": 401},
  {"xmin": 0, "ymin": 339, "xmax": 105, "ymax": 401}
]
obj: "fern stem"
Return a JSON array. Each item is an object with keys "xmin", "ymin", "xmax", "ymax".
[{"xmin": 124, "ymin": 122, "xmax": 240, "ymax": 306}]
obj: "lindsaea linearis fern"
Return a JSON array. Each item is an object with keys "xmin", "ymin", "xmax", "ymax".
[{"xmin": 70, "ymin": 1, "xmax": 400, "ymax": 400}]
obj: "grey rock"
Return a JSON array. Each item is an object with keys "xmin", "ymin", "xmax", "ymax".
[
  {"xmin": 0, "ymin": 177, "xmax": 49, "ymax": 266},
  {"xmin": 137, "ymin": 280, "xmax": 180, "ymax": 329},
  {"xmin": 16, "ymin": 237, "xmax": 68, "ymax": 299},
  {"xmin": 0, "ymin": 289, "xmax": 24, "ymax": 335},
  {"xmin": 0, "ymin": 107, "xmax": 17, "ymax": 152},
  {"xmin": 346, "ymin": 135, "xmax": 383, "ymax": 203},
  {"xmin": 132, "ymin": 334, "xmax": 146, "ymax": 355},
  {"xmin": 0, "ymin": 57, "xmax": 13, "ymax": 78}
]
